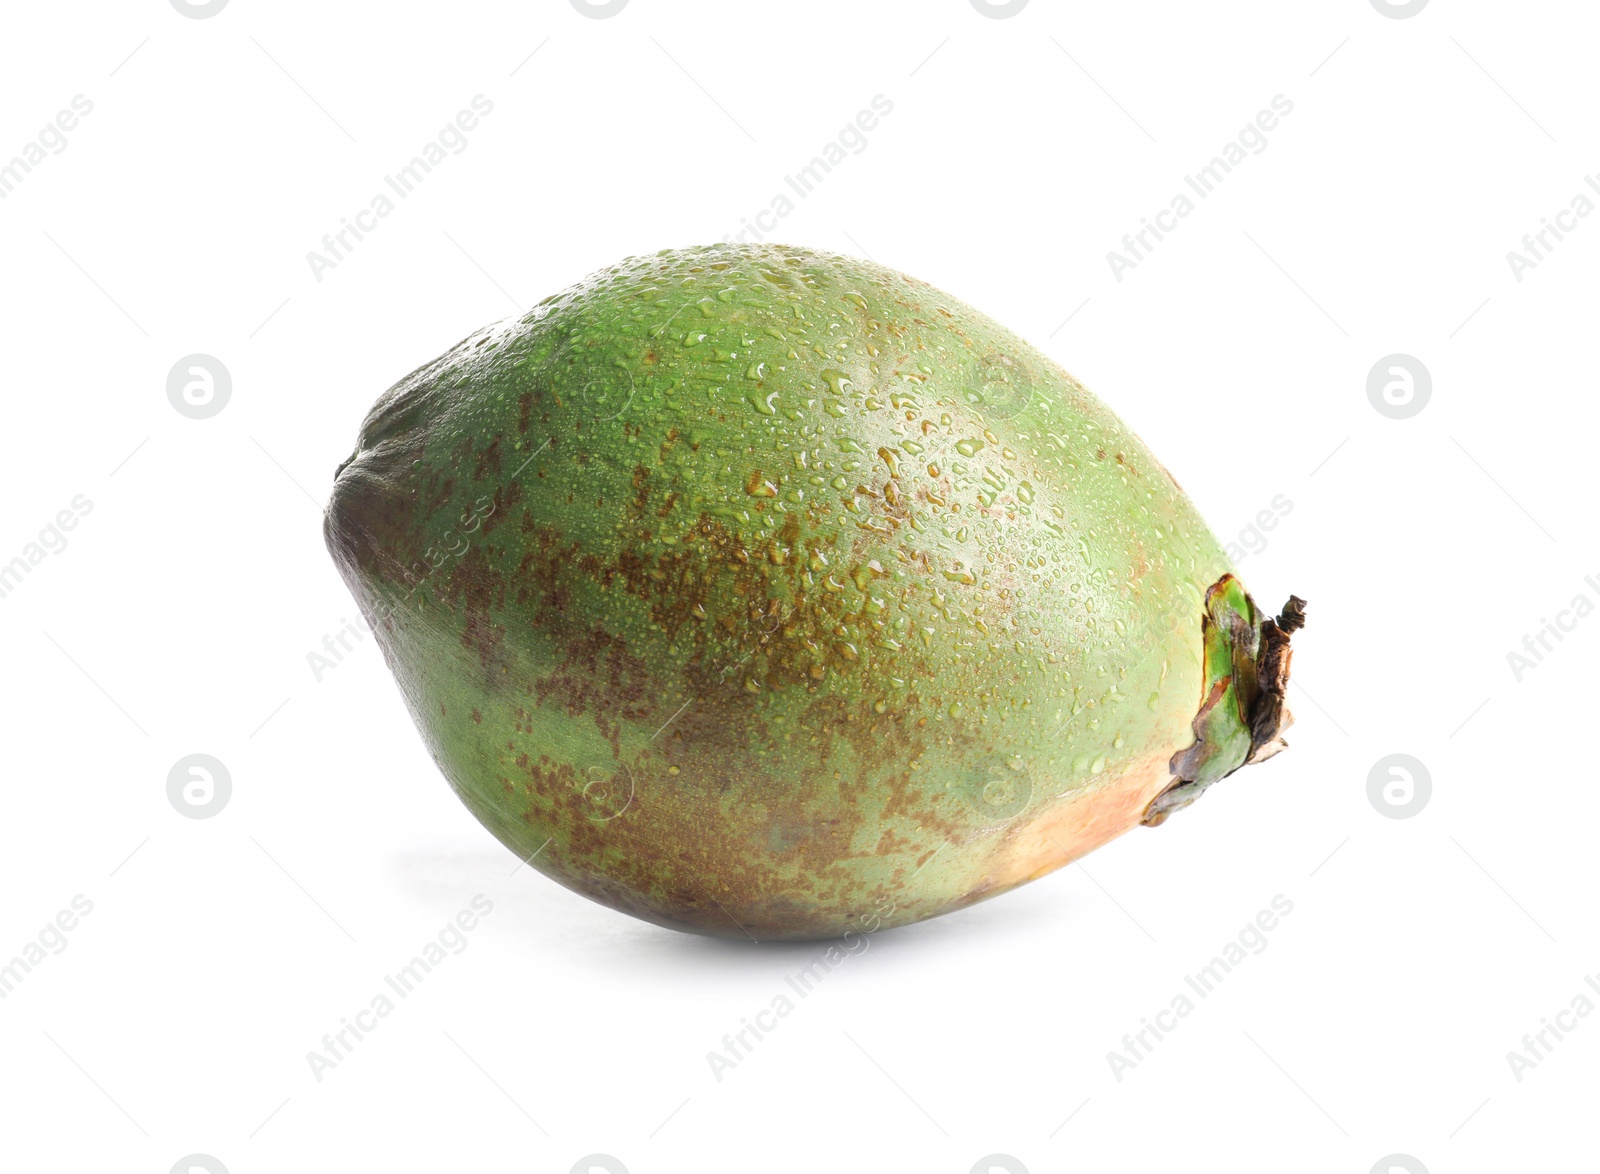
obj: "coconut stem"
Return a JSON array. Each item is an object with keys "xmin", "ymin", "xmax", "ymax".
[{"xmin": 1141, "ymin": 578, "xmax": 1307, "ymax": 827}]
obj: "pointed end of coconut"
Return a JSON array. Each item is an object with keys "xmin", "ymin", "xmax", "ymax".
[{"xmin": 1141, "ymin": 582, "xmax": 1306, "ymax": 827}]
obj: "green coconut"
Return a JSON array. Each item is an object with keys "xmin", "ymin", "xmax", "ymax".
[{"xmin": 325, "ymin": 243, "xmax": 1303, "ymax": 940}]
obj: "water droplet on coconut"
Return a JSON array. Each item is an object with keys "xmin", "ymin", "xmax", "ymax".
[{"xmin": 821, "ymin": 368, "xmax": 852, "ymax": 395}]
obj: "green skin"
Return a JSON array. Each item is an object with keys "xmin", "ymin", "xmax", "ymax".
[{"xmin": 326, "ymin": 243, "xmax": 1276, "ymax": 941}]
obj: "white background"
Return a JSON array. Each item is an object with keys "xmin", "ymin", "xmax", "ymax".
[{"xmin": 0, "ymin": 1, "xmax": 1593, "ymax": 1171}]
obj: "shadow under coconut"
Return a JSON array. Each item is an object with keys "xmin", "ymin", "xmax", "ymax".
[{"xmin": 390, "ymin": 843, "xmax": 1087, "ymax": 978}]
